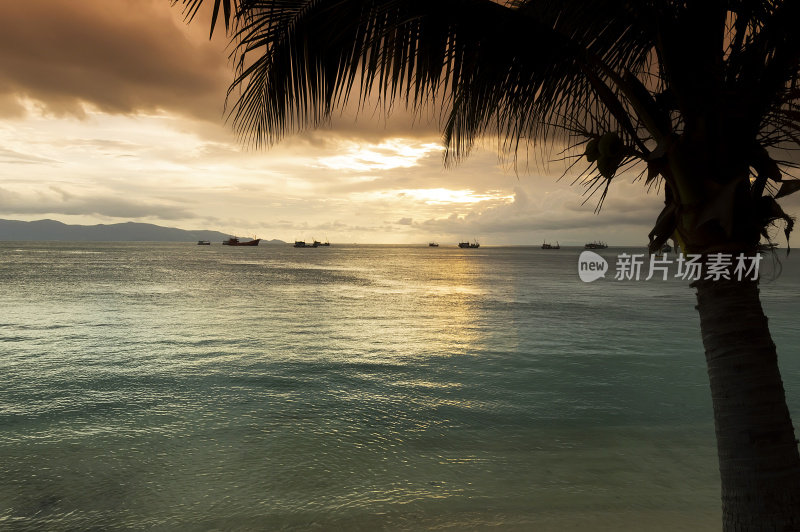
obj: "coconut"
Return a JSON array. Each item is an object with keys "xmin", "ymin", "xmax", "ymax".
[
  {"xmin": 597, "ymin": 153, "xmax": 623, "ymax": 179},
  {"xmin": 598, "ymin": 132, "xmax": 623, "ymax": 158},
  {"xmin": 585, "ymin": 138, "xmax": 600, "ymax": 163}
]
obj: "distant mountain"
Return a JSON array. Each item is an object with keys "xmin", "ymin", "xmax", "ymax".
[{"xmin": 0, "ymin": 219, "xmax": 286, "ymax": 244}]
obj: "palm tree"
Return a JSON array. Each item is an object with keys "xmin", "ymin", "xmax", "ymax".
[{"xmin": 177, "ymin": 0, "xmax": 800, "ymax": 528}]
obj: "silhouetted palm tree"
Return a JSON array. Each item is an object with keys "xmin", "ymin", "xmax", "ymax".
[{"xmin": 178, "ymin": 0, "xmax": 800, "ymax": 528}]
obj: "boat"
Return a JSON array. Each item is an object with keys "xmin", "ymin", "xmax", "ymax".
[
  {"xmin": 294, "ymin": 240, "xmax": 319, "ymax": 248},
  {"xmin": 429, "ymin": 242, "xmax": 439, "ymax": 247},
  {"xmin": 197, "ymin": 240, "xmax": 211, "ymax": 245},
  {"xmin": 458, "ymin": 240, "xmax": 480, "ymax": 248},
  {"xmin": 584, "ymin": 241, "xmax": 608, "ymax": 249},
  {"xmin": 541, "ymin": 241, "xmax": 560, "ymax": 249},
  {"xmin": 222, "ymin": 236, "xmax": 260, "ymax": 246}
]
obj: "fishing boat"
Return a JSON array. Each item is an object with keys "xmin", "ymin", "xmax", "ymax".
[
  {"xmin": 223, "ymin": 236, "xmax": 260, "ymax": 246},
  {"xmin": 541, "ymin": 241, "xmax": 560, "ymax": 249},
  {"xmin": 197, "ymin": 240, "xmax": 211, "ymax": 245},
  {"xmin": 294, "ymin": 240, "xmax": 318, "ymax": 248},
  {"xmin": 429, "ymin": 242, "xmax": 439, "ymax": 247},
  {"xmin": 584, "ymin": 241, "xmax": 608, "ymax": 249},
  {"xmin": 458, "ymin": 240, "xmax": 480, "ymax": 248}
]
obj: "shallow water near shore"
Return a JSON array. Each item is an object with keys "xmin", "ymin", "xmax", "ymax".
[{"xmin": 2, "ymin": 242, "xmax": 798, "ymax": 530}]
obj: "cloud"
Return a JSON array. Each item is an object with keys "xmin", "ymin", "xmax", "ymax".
[
  {"xmin": 0, "ymin": 186, "xmax": 195, "ymax": 220},
  {"xmin": 0, "ymin": 93, "xmax": 27, "ymax": 118},
  {"xmin": 0, "ymin": 0, "xmax": 229, "ymax": 122},
  {"xmin": 0, "ymin": 0, "xmax": 445, "ymax": 147},
  {"xmin": 412, "ymin": 180, "xmax": 663, "ymax": 239},
  {"xmin": 313, "ymin": 138, "xmax": 444, "ymax": 172},
  {"xmin": 0, "ymin": 147, "xmax": 57, "ymax": 165}
]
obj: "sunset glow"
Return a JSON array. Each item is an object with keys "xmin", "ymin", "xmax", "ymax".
[{"xmin": 396, "ymin": 188, "xmax": 514, "ymax": 205}]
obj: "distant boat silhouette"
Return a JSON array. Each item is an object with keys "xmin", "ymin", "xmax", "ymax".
[
  {"xmin": 459, "ymin": 240, "xmax": 480, "ymax": 248},
  {"xmin": 584, "ymin": 241, "xmax": 607, "ymax": 249},
  {"xmin": 429, "ymin": 242, "xmax": 439, "ymax": 247},
  {"xmin": 541, "ymin": 241, "xmax": 560, "ymax": 249},
  {"xmin": 294, "ymin": 240, "xmax": 318, "ymax": 248},
  {"xmin": 197, "ymin": 240, "xmax": 211, "ymax": 245},
  {"xmin": 223, "ymin": 236, "xmax": 260, "ymax": 246}
]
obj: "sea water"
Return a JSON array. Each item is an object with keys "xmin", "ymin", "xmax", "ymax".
[{"xmin": 1, "ymin": 242, "xmax": 798, "ymax": 531}]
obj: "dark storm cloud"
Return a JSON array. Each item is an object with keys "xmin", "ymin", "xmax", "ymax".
[
  {"xmin": 0, "ymin": 0, "xmax": 229, "ymax": 121},
  {"xmin": 0, "ymin": 0, "xmax": 441, "ymax": 143}
]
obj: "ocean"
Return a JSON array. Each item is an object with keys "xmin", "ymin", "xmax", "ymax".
[{"xmin": 1, "ymin": 242, "xmax": 798, "ymax": 531}]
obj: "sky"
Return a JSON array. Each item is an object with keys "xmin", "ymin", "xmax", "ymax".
[{"xmin": 0, "ymin": 1, "xmax": 794, "ymax": 245}]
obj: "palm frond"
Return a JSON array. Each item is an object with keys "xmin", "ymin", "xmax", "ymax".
[{"xmin": 177, "ymin": 0, "xmax": 800, "ymax": 224}]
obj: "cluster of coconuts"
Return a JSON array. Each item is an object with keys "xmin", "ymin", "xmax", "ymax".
[{"xmin": 585, "ymin": 132, "xmax": 624, "ymax": 179}]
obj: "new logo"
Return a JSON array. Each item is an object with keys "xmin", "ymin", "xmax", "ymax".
[{"xmin": 578, "ymin": 251, "xmax": 608, "ymax": 282}]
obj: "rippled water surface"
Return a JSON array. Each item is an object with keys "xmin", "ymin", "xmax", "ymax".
[{"xmin": 1, "ymin": 242, "xmax": 799, "ymax": 530}]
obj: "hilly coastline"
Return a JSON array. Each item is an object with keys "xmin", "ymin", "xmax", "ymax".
[{"xmin": 0, "ymin": 219, "xmax": 285, "ymax": 244}]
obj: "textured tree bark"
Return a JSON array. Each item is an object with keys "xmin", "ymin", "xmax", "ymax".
[{"xmin": 694, "ymin": 277, "xmax": 800, "ymax": 531}]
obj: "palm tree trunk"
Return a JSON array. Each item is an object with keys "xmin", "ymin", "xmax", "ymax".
[{"xmin": 694, "ymin": 277, "xmax": 800, "ymax": 530}]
